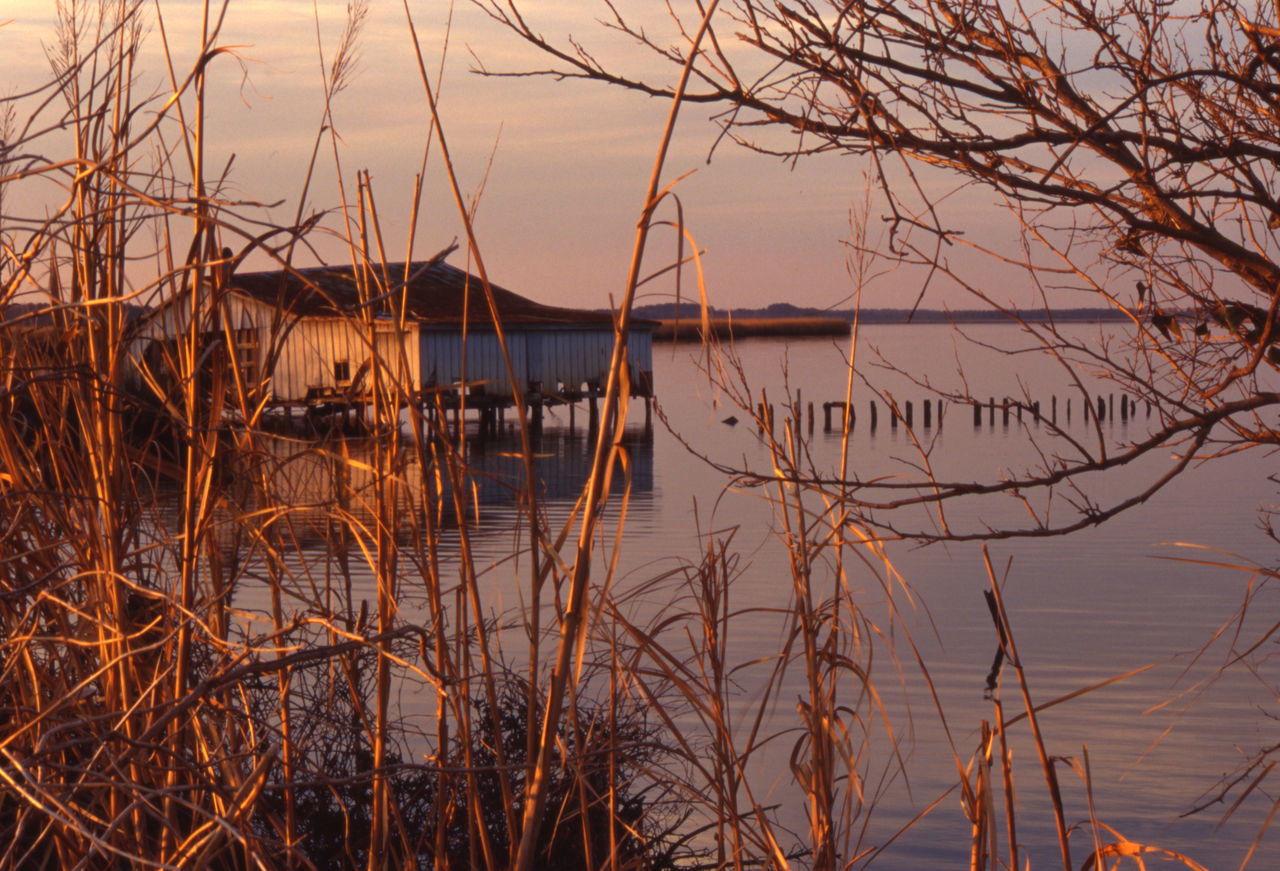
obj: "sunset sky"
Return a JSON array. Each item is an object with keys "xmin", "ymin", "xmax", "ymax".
[{"xmin": 4, "ymin": 2, "xmax": 1036, "ymax": 313}]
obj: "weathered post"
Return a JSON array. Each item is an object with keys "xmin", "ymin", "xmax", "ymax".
[
  {"xmin": 905, "ymin": 400, "xmax": 913, "ymax": 428},
  {"xmin": 870, "ymin": 400, "xmax": 878, "ymax": 429},
  {"xmin": 1097, "ymin": 394, "xmax": 1106, "ymax": 421},
  {"xmin": 1002, "ymin": 399, "xmax": 1010, "ymax": 425},
  {"xmin": 923, "ymin": 399, "xmax": 932, "ymax": 428},
  {"xmin": 974, "ymin": 401, "xmax": 982, "ymax": 426},
  {"xmin": 1051, "ymin": 395, "xmax": 1057, "ymax": 424}
]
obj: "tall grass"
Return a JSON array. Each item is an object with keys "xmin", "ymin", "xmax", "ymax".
[{"xmin": 0, "ymin": 2, "xmax": 1258, "ymax": 870}]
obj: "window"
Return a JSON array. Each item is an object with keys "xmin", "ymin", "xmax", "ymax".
[{"xmin": 333, "ymin": 360, "xmax": 350, "ymax": 384}]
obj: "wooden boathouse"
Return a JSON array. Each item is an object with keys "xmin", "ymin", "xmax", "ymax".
[
  {"xmin": 404, "ymin": 257, "xmax": 656, "ymax": 434},
  {"xmin": 131, "ymin": 252, "xmax": 656, "ymax": 433}
]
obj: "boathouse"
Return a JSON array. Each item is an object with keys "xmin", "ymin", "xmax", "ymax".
[
  {"xmin": 405, "ymin": 258, "xmax": 655, "ymax": 403},
  {"xmin": 131, "ymin": 252, "xmax": 655, "ymax": 422},
  {"xmin": 132, "ymin": 262, "xmax": 421, "ymax": 408}
]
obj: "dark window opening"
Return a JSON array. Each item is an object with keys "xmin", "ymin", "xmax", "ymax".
[{"xmin": 334, "ymin": 360, "xmax": 350, "ymax": 383}]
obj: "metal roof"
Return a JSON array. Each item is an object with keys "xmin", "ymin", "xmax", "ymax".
[{"xmin": 229, "ymin": 256, "xmax": 652, "ymax": 330}]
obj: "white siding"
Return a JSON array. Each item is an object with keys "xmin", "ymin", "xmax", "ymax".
[
  {"xmin": 271, "ymin": 315, "xmax": 419, "ymax": 403},
  {"xmin": 420, "ymin": 331, "xmax": 531, "ymax": 396},
  {"xmin": 420, "ymin": 326, "xmax": 652, "ymax": 398},
  {"xmin": 132, "ymin": 290, "xmax": 419, "ymax": 405}
]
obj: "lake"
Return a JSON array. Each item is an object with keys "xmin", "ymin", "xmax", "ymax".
[{"xmin": 237, "ymin": 322, "xmax": 1279, "ymax": 868}]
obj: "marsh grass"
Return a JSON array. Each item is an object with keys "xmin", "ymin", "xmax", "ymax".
[{"xmin": 0, "ymin": 2, "xmax": 1265, "ymax": 869}]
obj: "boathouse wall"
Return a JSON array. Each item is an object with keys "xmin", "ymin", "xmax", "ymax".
[
  {"xmin": 132, "ymin": 291, "xmax": 420, "ymax": 405},
  {"xmin": 269, "ymin": 313, "xmax": 419, "ymax": 404},
  {"xmin": 419, "ymin": 325, "xmax": 652, "ymax": 398}
]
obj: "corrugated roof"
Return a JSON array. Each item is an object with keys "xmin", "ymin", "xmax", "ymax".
[{"xmin": 230, "ymin": 257, "xmax": 649, "ymax": 329}]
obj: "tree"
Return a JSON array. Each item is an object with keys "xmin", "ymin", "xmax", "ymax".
[{"xmin": 474, "ymin": 0, "xmax": 1280, "ymax": 541}]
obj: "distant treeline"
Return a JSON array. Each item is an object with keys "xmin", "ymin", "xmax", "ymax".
[
  {"xmin": 653, "ymin": 316, "xmax": 851, "ymax": 341},
  {"xmin": 628, "ymin": 301, "xmax": 1130, "ymax": 324}
]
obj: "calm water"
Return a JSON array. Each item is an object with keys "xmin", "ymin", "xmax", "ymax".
[
  {"xmin": 634, "ymin": 326, "xmax": 1279, "ymax": 868},
  {"xmin": 241, "ymin": 323, "xmax": 1280, "ymax": 868}
]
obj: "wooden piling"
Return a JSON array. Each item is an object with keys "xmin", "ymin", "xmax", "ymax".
[
  {"xmin": 905, "ymin": 400, "xmax": 913, "ymax": 428},
  {"xmin": 823, "ymin": 401, "xmax": 855, "ymax": 432},
  {"xmin": 1097, "ymin": 394, "xmax": 1106, "ymax": 421},
  {"xmin": 974, "ymin": 401, "xmax": 983, "ymax": 426},
  {"xmin": 870, "ymin": 400, "xmax": 878, "ymax": 429},
  {"xmin": 923, "ymin": 399, "xmax": 932, "ymax": 428}
]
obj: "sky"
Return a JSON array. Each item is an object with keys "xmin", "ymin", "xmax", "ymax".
[{"xmin": 2, "ymin": 1, "xmax": 1034, "ymax": 313}]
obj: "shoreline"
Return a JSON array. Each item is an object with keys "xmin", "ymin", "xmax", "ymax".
[{"xmin": 651, "ymin": 309, "xmax": 1132, "ymax": 341}]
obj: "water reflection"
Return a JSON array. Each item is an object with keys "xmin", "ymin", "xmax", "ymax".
[{"xmin": 217, "ymin": 425, "xmax": 654, "ymax": 542}]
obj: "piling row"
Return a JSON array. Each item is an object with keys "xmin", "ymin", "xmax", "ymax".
[{"xmin": 751, "ymin": 392, "xmax": 1151, "ymax": 435}]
